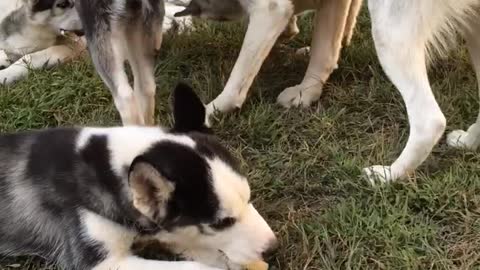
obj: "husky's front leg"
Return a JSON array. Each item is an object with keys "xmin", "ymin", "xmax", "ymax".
[
  {"xmin": 205, "ymin": 0, "xmax": 294, "ymax": 124},
  {"xmin": 0, "ymin": 44, "xmax": 82, "ymax": 85}
]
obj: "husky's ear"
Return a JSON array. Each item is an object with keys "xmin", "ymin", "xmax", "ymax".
[
  {"xmin": 174, "ymin": 1, "xmax": 201, "ymax": 17},
  {"xmin": 129, "ymin": 160, "xmax": 175, "ymax": 222},
  {"xmin": 172, "ymin": 82, "xmax": 210, "ymax": 133}
]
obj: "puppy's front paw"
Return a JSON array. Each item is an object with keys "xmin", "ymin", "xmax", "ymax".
[
  {"xmin": 181, "ymin": 262, "xmax": 224, "ymax": 270},
  {"xmin": 0, "ymin": 69, "xmax": 19, "ymax": 85},
  {"xmin": 0, "ymin": 51, "xmax": 11, "ymax": 69}
]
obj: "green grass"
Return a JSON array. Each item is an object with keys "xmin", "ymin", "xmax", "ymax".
[{"xmin": 1, "ymin": 10, "xmax": 480, "ymax": 270}]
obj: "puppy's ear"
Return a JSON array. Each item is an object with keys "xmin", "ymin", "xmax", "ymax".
[
  {"xmin": 174, "ymin": 1, "xmax": 201, "ymax": 17},
  {"xmin": 172, "ymin": 82, "xmax": 210, "ymax": 133},
  {"xmin": 129, "ymin": 160, "xmax": 175, "ymax": 221}
]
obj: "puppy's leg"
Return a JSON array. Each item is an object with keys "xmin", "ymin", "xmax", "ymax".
[
  {"xmin": 81, "ymin": 212, "xmax": 222, "ymax": 270},
  {"xmin": 277, "ymin": 0, "xmax": 352, "ymax": 108},
  {"xmin": 88, "ymin": 28, "xmax": 144, "ymax": 125},
  {"xmin": 363, "ymin": 0, "xmax": 446, "ymax": 183},
  {"xmin": 125, "ymin": 21, "xmax": 161, "ymax": 126},
  {"xmin": 447, "ymin": 20, "xmax": 480, "ymax": 150},
  {"xmin": 0, "ymin": 50, "xmax": 11, "ymax": 69},
  {"xmin": 95, "ymin": 257, "xmax": 224, "ymax": 270},
  {"xmin": 205, "ymin": 0, "xmax": 294, "ymax": 124},
  {"xmin": 0, "ymin": 44, "xmax": 81, "ymax": 85}
]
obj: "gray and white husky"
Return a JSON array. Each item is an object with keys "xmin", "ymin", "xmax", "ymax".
[
  {"xmin": 0, "ymin": 0, "xmax": 84, "ymax": 85},
  {"xmin": 0, "ymin": 83, "xmax": 277, "ymax": 270},
  {"xmin": 76, "ymin": 0, "xmax": 165, "ymax": 126}
]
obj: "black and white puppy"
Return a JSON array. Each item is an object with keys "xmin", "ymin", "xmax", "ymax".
[{"xmin": 0, "ymin": 83, "xmax": 277, "ymax": 270}]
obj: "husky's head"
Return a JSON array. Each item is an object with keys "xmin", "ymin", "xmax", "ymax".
[
  {"xmin": 25, "ymin": 0, "xmax": 83, "ymax": 35},
  {"xmin": 128, "ymin": 84, "xmax": 277, "ymax": 269},
  {"xmin": 174, "ymin": 0, "xmax": 246, "ymax": 21}
]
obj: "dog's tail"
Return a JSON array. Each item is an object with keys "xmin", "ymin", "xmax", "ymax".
[{"xmin": 343, "ymin": 0, "xmax": 363, "ymax": 46}]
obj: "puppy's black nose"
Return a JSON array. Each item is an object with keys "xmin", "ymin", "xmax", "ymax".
[{"xmin": 261, "ymin": 238, "xmax": 279, "ymax": 259}]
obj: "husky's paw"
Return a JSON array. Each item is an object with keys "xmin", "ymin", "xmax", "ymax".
[
  {"xmin": 0, "ymin": 51, "xmax": 11, "ymax": 69},
  {"xmin": 447, "ymin": 125, "xmax": 480, "ymax": 150},
  {"xmin": 363, "ymin": 165, "xmax": 401, "ymax": 185},
  {"xmin": 277, "ymin": 82, "xmax": 323, "ymax": 108},
  {"xmin": 0, "ymin": 69, "xmax": 19, "ymax": 85}
]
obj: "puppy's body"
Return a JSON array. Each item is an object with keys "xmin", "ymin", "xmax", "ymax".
[
  {"xmin": 175, "ymin": 0, "xmax": 362, "ymax": 122},
  {"xmin": 0, "ymin": 0, "xmax": 85, "ymax": 85},
  {"xmin": 0, "ymin": 84, "xmax": 277, "ymax": 270}
]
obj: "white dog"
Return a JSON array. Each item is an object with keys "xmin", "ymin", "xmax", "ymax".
[
  {"xmin": 178, "ymin": 0, "xmax": 480, "ymax": 183},
  {"xmin": 173, "ymin": 0, "xmax": 362, "ymax": 121},
  {"xmin": 363, "ymin": 0, "xmax": 480, "ymax": 183}
]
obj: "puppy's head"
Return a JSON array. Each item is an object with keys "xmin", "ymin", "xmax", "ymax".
[
  {"xmin": 129, "ymin": 83, "xmax": 277, "ymax": 269},
  {"xmin": 25, "ymin": 0, "xmax": 83, "ymax": 35},
  {"xmin": 174, "ymin": 0, "xmax": 245, "ymax": 21}
]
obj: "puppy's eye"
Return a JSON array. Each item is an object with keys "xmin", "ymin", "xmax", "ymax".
[{"xmin": 210, "ymin": 217, "xmax": 236, "ymax": 230}]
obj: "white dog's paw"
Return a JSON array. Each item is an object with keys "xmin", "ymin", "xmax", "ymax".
[
  {"xmin": 277, "ymin": 82, "xmax": 323, "ymax": 108},
  {"xmin": 447, "ymin": 125, "xmax": 480, "ymax": 150},
  {"xmin": 363, "ymin": 165, "xmax": 399, "ymax": 185}
]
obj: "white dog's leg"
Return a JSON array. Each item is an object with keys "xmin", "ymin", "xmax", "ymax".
[
  {"xmin": 205, "ymin": 0, "xmax": 294, "ymax": 124},
  {"xmin": 447, "ymin": 20, "xmax": 480, "ymax": 150},
  {"xmin": 0, "ymin": 50, "xmax": 11, "ymax": 69},
  {"xmin": 277, "ymin": 0, "xmax": 352, "ymax": 108},
  {"xmin": 0, "ymin": 45, "xmax": 78, "ymax": 85},
  {"xmin": 364, "ymin": 0, "xmax": 447, "ymax": 183}
]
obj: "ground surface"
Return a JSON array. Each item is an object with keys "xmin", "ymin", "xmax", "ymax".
[{"xmin": 1, "ymin": 10, "xmax": 480, "ymax": 270}]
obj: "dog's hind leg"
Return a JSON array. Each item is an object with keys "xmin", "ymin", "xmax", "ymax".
[
  {"xmin": 277, "ymin": 0, "xmax": 353, "ymax": 108},
  {"xmin": 125, "ymin": 21, "xmax": 161, "ymax": 126},
  {"xmin": 447, "ymin": 19, "xmax": 480, "ymax": 150},
  {"xmin": 363, "ymin": 0, "xmax": 447, "ymax": 183},
  {"xmin": 205, "ymin": 0, "xmax": 294, "ymax": 125},
  {"xmin": 88, "ymin": 27, "xmax": 145, "ymax": 125},
  {"xmin": 0, "ymin": 44, "xmax": 84, "ymax": 85}
]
